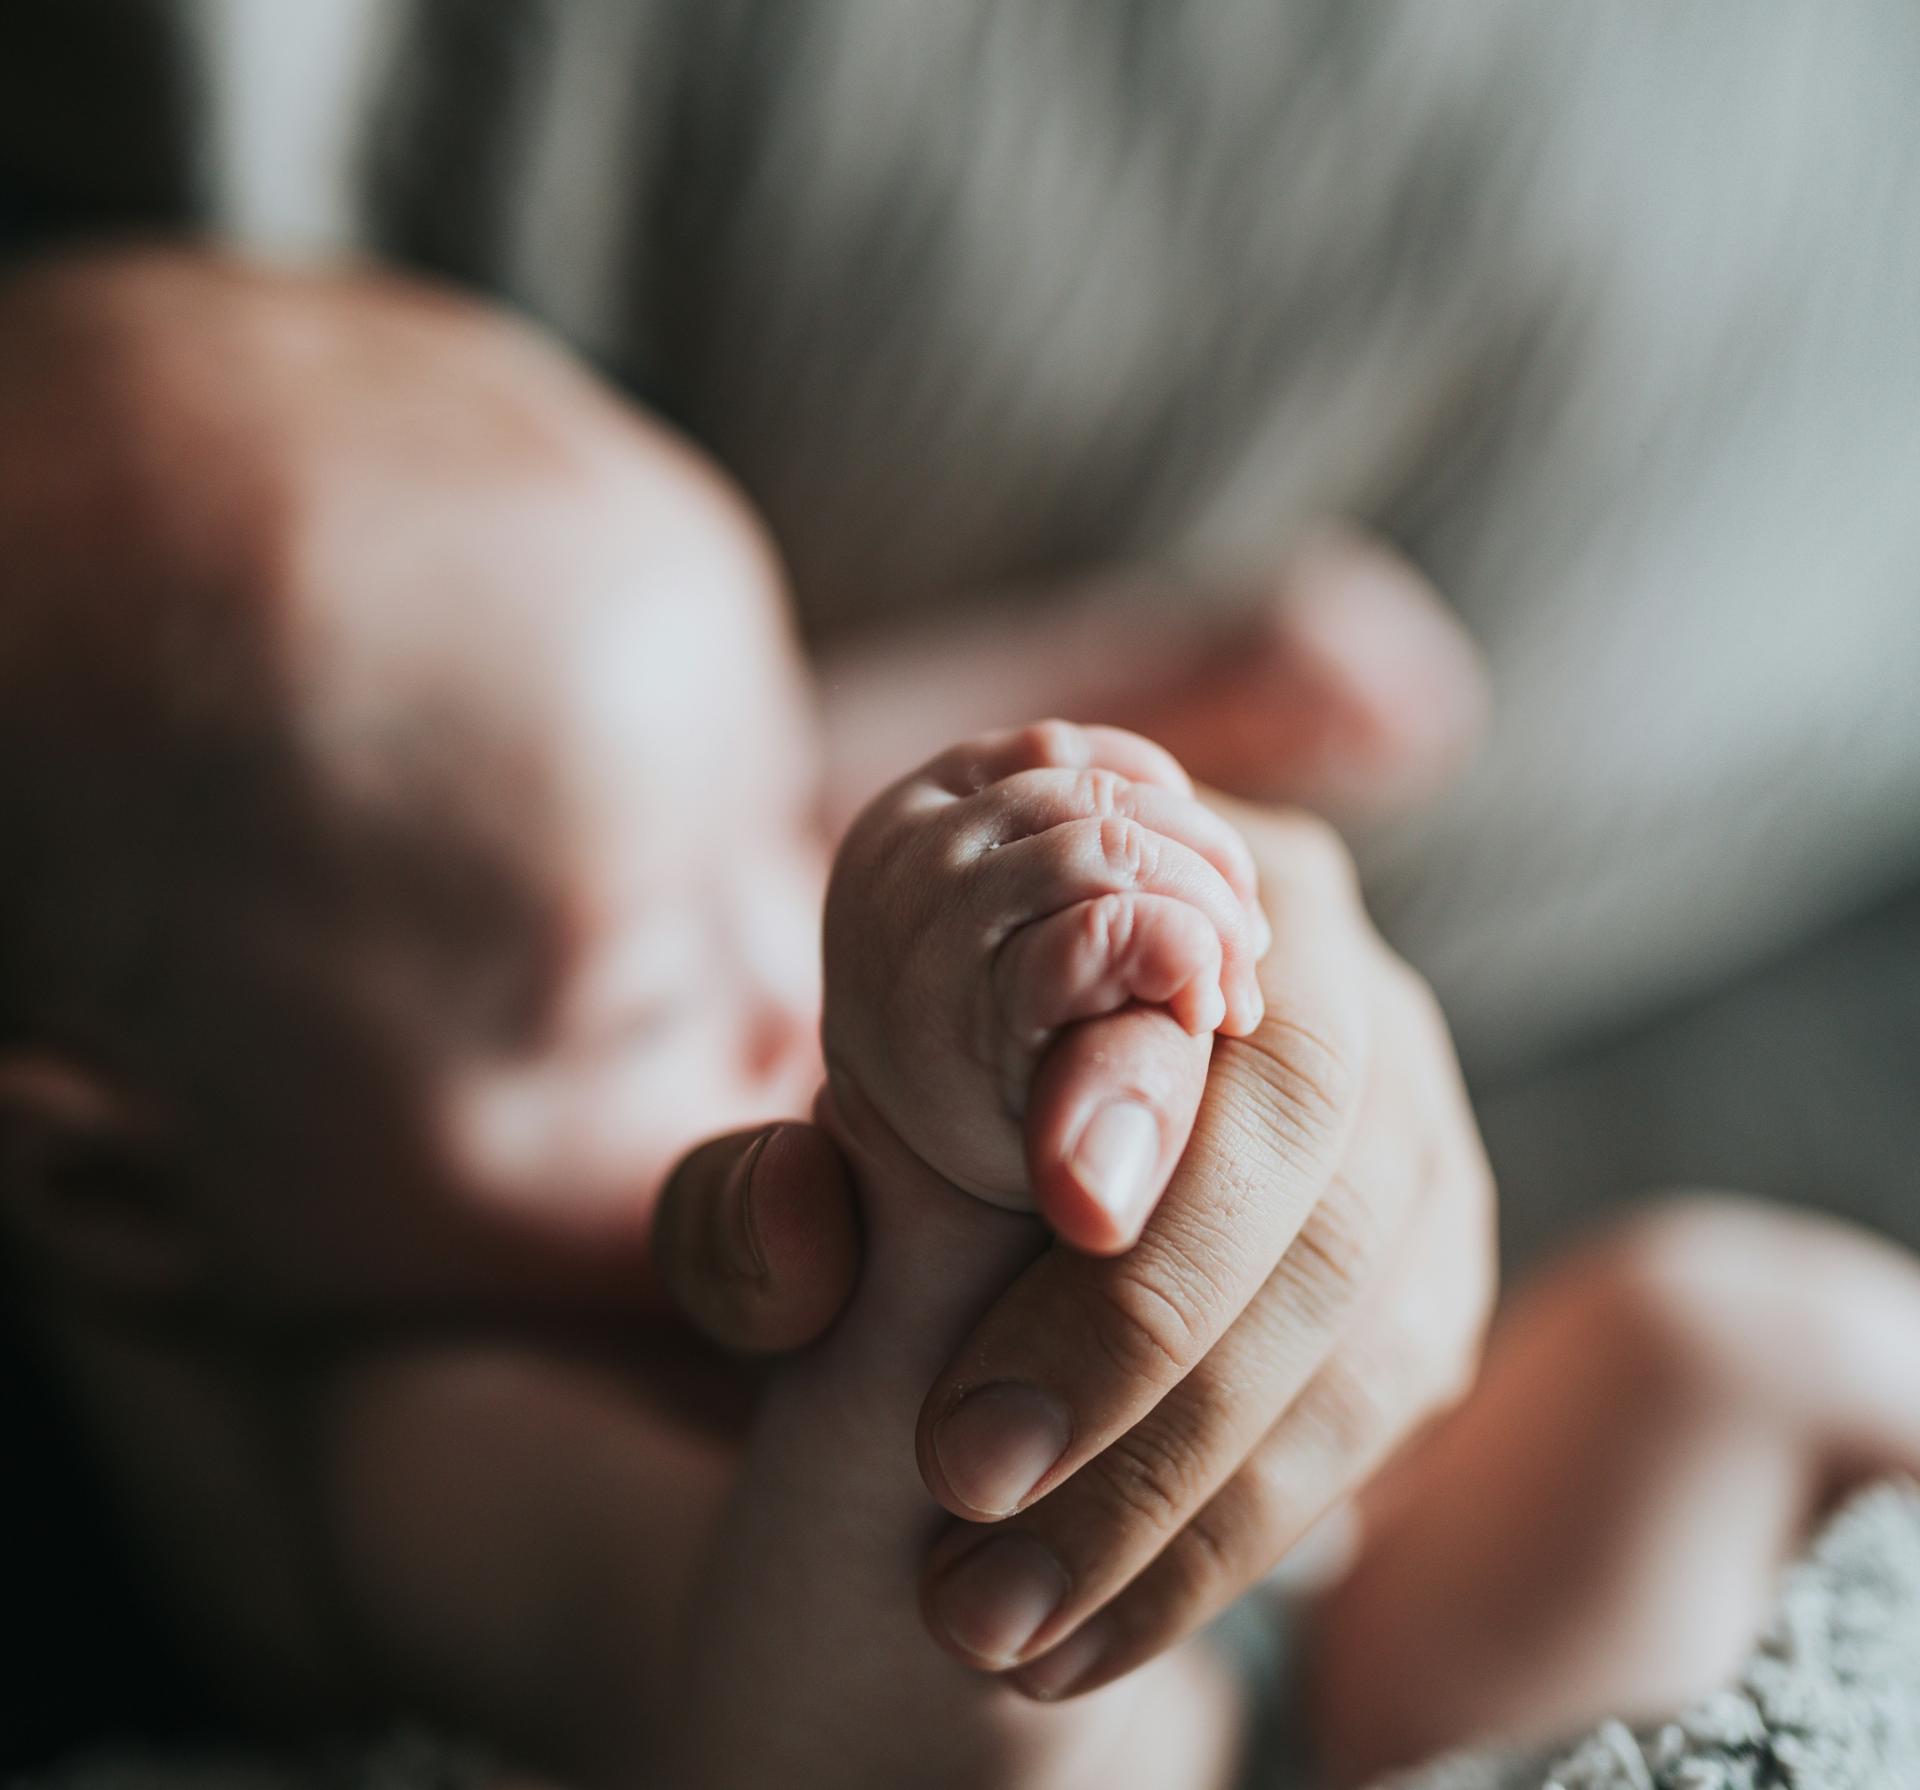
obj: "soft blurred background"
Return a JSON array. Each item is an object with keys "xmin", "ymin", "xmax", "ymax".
[{"xmin": 3, "ymin": 0, "xmax": 1918, "ymax": 1774}]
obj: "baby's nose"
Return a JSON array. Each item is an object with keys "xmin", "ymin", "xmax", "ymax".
[{"xmin": 743, "ymin": 987, "xmax": 820, "ymax": 1093}]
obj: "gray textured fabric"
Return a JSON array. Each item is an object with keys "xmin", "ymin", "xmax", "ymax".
[
  {"xmin": 3, "ymin": 9, "xmax": 1918, "ymax": 1785},
  {"xmin": 6, "ymin": 0, "xmax": 1918, "ymax": 1068}
]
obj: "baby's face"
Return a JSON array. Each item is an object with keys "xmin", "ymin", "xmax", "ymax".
[
  {"xmin": 181, "ymin": 374, "xmax": 827, "ymax": 1317},
  {"xmin": 0, "ymin": 258, "xmax": 828, "ymax": 1321},
  {"xmin": 433, "ymin": 505, "xmax": 828, "ymax": 1289}
]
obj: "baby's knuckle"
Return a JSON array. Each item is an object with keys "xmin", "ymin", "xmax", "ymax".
[
  {"xmin": 1078, "ymin": 892, "xmax": 1134, "ymax": 964},
  {"xmin": 1094, "ymin": 815, "xmax": 1154, "ymax": 886},
  {"xmin": 1073, "ymin": 765, "xmax": 1130, "ymax": 819},
  {"xmin": 1017, "ymin": 718, "xmax": 1086, "ymax": 770}
]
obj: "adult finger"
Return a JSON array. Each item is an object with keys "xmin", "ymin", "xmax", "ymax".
[
  {"xmin": 1011, "ymin": 1078, "xmax": 1494, "ymax": 1699},
  {"xmin": 926, "ymin": 1020, "xmax": 1428, "ymax": 1676},
  {"xmin": 1022, "ymin": 1003, "xmax": 1213, "ymax": 1256},
  {"xmin": 652, "ymin": 1122, "xmax": 859, "ymax": 1355},
  {"xmin": 1123, "ymin": 526, "xmax": 1489, "ymax": 819},
  {"xmin": 917, "ymin": 811, "xmax": 1373, "ymax": 1523}
]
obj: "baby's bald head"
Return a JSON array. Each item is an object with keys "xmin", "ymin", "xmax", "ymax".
[{"xmin": 0, "ymin": 252, "xmax": 820, "ymax": 1311}]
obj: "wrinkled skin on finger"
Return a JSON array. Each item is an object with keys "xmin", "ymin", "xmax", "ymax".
[{"xmin": 914, "ymin": 801, "xmax": 1497, "ymax": 1693}]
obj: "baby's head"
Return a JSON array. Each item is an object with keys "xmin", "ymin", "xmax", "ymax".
[{"xmin": 0, "ymin": 251, "xmax": 822, "ymax": 1331}]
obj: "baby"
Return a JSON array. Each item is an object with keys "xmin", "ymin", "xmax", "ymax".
[
  {"xmin": 672, "ymin": 736, "xmax": 1920, "ymax": 1790},
  {"xmin": 675, "ymin": 716, "xmax": 1271, "ymax": 1788},
  {"xmin": 5, "ymin": 248, "xmax": 1920, "ymax": 1790}
]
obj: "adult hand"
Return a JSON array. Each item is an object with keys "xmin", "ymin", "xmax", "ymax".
[
  {"xmin": 915, "ymin": 798, "xmax": 1497, "ymax": 1698},
  {"xmin": 657, "ymin": 802, "xmax": 1496, "ymax": 1698},
  {"xmin": 816, "ymin": 523, "xmax": 1487, "ymax": 830},
  {"xmin": 660, "ymin": 546, "xmax": 1496, "ymax": 1695}
]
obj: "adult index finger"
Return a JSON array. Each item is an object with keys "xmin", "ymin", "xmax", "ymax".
[{"xmin": 916, "ymin": 807, "xmax": 1375, "ymax": 1522}]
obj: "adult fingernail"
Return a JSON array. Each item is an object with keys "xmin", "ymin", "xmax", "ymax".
[
  {"xmin": 934, "ymin": 1382, "xmax": 1073, "ymax": 1517},
  {"xmin": 726, "ymin": 1127, "xmax": 776, "ymax": 1283},
  {"xmin": 1013, "ymin": 1618, "xmax": 1109, "ymax": 1702},
  {"xmin": 928, "ymin": 1532, "xmax": 1069, "ymax": 1667},
  {"xmin": 1070, "ymin": 1101, "xmax": 1161, "ymax": 1231}
]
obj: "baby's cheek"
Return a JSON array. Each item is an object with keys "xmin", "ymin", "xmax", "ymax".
[{"xmin": 442, "ymin": 1025, "xmax": 798, "ymax": 1244}]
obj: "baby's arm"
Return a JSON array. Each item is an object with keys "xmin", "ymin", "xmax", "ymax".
[
  {"xmin": 673, "ymin": 723, "xmax": 1264, "ymax": 1790},
  {"xmin": 1308, "ymin": 1197, "xmax": 1920, "ymax": 1785}
]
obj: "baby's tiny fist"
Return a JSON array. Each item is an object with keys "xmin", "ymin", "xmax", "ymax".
[{"xmin": 823, "ymin": 720, "xmax": 1265, "ymax": 1239}]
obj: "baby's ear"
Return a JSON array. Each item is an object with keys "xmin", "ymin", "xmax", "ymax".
[{"xmin": 0, "ymin": 1053, "xmax": 203, "ymax": 1303}]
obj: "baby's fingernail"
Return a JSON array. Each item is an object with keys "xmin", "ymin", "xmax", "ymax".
[
  {"xmin": 1013, "ymin": 1617, "xmax": 1109, "ymax": 1701},
  {"xmin": 1194, "ymin": 980, "xmax": 1228, "ymax": 1034},
  {"xmin": 934, "ymin": 1383, "xmax": 1073, "ymax": 1517},
  {"xmin": 928, "ymin": 1532, "xmax": 1069, "ymax": 1667},
  {"xmin": 1240, "ymin": 969, "xmax": 1267, "ymax": 1034},
  {"xmin": 1070, "ymin": 1101, "xmax": 1161, "ymax": 1232},
  {"xmin": 1251, "ymin": 904, "xmax": 1273, "ymax": 958}
]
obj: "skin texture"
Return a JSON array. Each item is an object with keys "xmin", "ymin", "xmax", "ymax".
[
  {"xmin": 677, "ymin": 728, "xmax": 1259, "ymax": 1790},
  {"xmin": 817, "ymin": 524, "xmax": 1489, "ymax": 834},
  {"xmin": 824, "ymin": 722, "xmax": 1268, "ymax": 1232},
  {"xmin": 665, "ymin": 796, "xmax": 1497, "ymax": 1696},
  {"xmin": 9, "ymin": 245, "xmax": 1912, "ymax": 1790},
  {"xmin": 1307, "ymin": 1197, "xmax": 1920, "ymax": 1785},
  {"xmin": 0, "ymin": 248, "xmax": 1499, "ymax": 1754}
]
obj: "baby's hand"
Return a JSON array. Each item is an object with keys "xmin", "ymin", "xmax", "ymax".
[{"xmin": 824, "ymin": 721, "xmax": 1266, "ymax": 1248}]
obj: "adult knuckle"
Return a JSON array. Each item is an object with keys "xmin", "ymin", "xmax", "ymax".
[
  {"xmin": 1429, "ymin": 1334, "xmax": 1481, "ymax": 1415},
  {"xmin": 1384, "ymin": 954, "xmax": 1448, "ymax": 1043},
  {"xmin": 1363, "ymin": 1297, "xmax": 1467, "ymax": 1435},
  {"xmin": 1085, "ymin": 1261, "xmax": 1205, "ymax": 1386},
  {"xmin": 1170, "ymin": 1500, "xmax": 1245, "ymax": 1597},
  {"xmin": 1094, "ymin": 1425, "xmax": 1202, "ymax": 1539},
  {"xmin": 1228, "ymin": 1449, "xmax": 1313, "ymax": 1562},
  {"xmin": 1289, "ymin": 1178, "xmax": 1393, "ymax": 1300},
  {"xmin": 1264, "ymin": 809, "xmax": 1357, "ymax": 894},
  {"xmin": 1315, "ymin": 1359, "xmax": 1398, "ymax": 1464},
  {"xmin": 1228, "ymin": 1012, "xmax": 1359, "ymax": 1162}
]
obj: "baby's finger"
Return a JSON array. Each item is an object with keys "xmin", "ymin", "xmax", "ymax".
[
  {"xmin": 922, "ymin": 719, "xmax": 1193, "ymax": 801},
  {"xmin": 995, "ymin": 895, "xmax": 1227, "ymax": 1117},
  {"xmin": 969, "ymin": 817, "xmax": 1265, "ymax": 1035},
  {"xmin": 1023, "ymin": 1005, "xmax": 1213, "ymax": 1256},
  {"xmin": 956, "ymin": 767, "xmax": 1261, "ymax": 919}
]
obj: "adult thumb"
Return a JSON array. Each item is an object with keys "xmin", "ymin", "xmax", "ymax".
[
  {"xmin": 1124, "ymin": 525, "xmax": 1489, "ymax": 820},
  {"xmin": 652, "ymin": 1122, "xmax": 859, "ymax": 1354}
]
